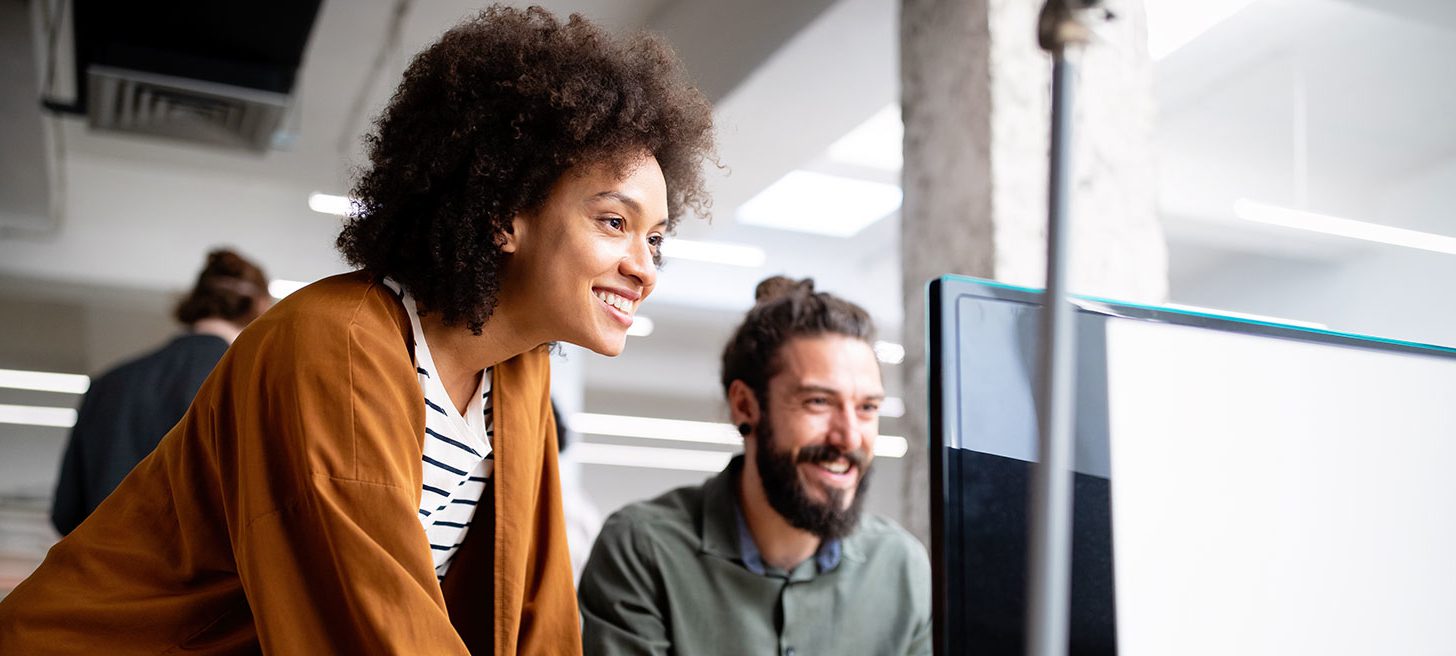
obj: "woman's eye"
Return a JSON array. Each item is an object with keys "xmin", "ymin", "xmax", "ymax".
[
  {"xmin": 603, "ymin": 217, "xmax": 625, "ymax": 231},
  {"xmin": 647, "ymin": 234, "xmax": 663, "ymax": 248}
]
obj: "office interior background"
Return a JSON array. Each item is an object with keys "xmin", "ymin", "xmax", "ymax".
[{"xmin": 2, "ymin": 0, "xmax": 1454, "ymax": 597}]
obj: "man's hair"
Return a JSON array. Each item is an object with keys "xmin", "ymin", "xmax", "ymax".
[
  {"xmin": 720, "ymin": 276, "xmax": 877, "ymax": 402},
  {"xmin": 173, "ymin": 249, "xmax": 270, "ymax": 326},
  {"xmin": 336, "ymin": 6, "xmax": 716, "ymax": 334}
]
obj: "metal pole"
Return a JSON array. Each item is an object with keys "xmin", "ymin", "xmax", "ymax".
[
  {"xmin": 1026, "ymin": 2, "xmax": 1107, "ymax": 655},
  {"xmin": 1025, "ymin": 51, "xmax": 1078, "ymax": 656}
]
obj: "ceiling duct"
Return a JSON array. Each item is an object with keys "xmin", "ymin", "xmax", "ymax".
[{"xmin": 70, "ymin": 1, "xmax": 322, "ymax": 153}]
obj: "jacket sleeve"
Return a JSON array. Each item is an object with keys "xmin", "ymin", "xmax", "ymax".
[
  {"xmin": 227, "ymin": 318, "xmax": 470, "ymax": 654},
  {"xmin": 578, "ymin": 513, "xmax": 671, "ymax": 656}
]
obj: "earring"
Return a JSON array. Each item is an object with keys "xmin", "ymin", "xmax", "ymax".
[{"xmin": 737, "ymin": 422, "xmax": 751, "ymax": 437}]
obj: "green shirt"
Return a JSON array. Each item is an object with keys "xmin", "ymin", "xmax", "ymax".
[{"xmin": 579, "ymin": 456, "xmax": 932, "ymax": 656}]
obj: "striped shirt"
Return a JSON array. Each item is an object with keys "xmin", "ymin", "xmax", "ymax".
[{"xmin": 382, "ymin": 278, "xmax": 493, "ymax": 580}]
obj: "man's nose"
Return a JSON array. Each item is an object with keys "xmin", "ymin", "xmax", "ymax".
[{"xmin": 825, "ymin": 403, "xmax": 863, "ymax": 453}]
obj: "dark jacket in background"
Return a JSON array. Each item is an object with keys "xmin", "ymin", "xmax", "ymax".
[{"xmin": 50, "ymin": 333, "xmax": 228, "ymax": 535}]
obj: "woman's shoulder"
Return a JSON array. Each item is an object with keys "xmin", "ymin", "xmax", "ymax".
[
  {"xmin": 226, "ymin": 272, "xmax": 413, "ymax": 380},
  {"xmin": 248, "ymin": 272, "xmax": 407, "ymax": 343}
]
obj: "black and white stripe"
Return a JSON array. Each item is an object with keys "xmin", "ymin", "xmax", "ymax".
[{"xmin": 385, "ymin": 277, "xmax": 495, "ymax": 580}]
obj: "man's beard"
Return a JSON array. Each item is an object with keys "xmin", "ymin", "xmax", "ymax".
[{"xmin": 753, "ymin": 410, "xmax": 871, "ymax": 541}]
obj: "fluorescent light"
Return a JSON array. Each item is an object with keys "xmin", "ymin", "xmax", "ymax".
[
  {"xmin": 570, "ymin": 411, "xmax": 908, "ymax": 458},
  {"xmin": 827, "ymin": 104, "xmax": 903, "ymax": 171},
  {"xmin": 1146, "ymin": 0, "xmax": 1258, "ymax": 60},
  {"xmin": 1234, "ymin": 199, "xmax": 1456, "ymax": 256},
  {"xmin": 268, "ymin": 279, "xmax": 309, "ymax": 299},
  {"xmin": 627, "ymin": 316, "xmax": 655, "ymax": 337},
  {"xmin": 876, "ymin": 434, "xmax": 909, "ymax": 458},
  {"xmin": 737, "ymin": 171, "xmax": 903, "ymax": 238},
  {"xmin": 0, "ymin": 403, "xmax": 78, "ymax": 428},
  {"xmin": 880, "ymin": 397, "xmax": 905, "ymax": 419},
  {"xmin": 571, "ymin": 442, "xmax": 733, "ymax": 472},
  {"xmin": 308, "ymin": 192, "xmax": 354, "ymax": 216},
  {"xmin": 661, "ymin": 239, "xmax": 767, "ymax": 268},
  {"xmin": 571, "ymin": 412, "xmax": 740, "ymax": 446},
  {"xmin": 1163, "ymin": 302, "xmax": 1328, "ymax": 330},
  {"xmin": 0, "ymin": 369, "xmax": 90, "ymax": 394},
  {"xmin": 874, "ymin": 340, "xmax": 905, "ymax": 365}
]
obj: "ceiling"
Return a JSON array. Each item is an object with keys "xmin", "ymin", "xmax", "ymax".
[{"xmin": 1, "ymin": 0, "xmax": 1453, "ymax": 388}]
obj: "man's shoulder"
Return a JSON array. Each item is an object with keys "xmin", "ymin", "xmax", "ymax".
[
  {"xmin": 604, "ymin": 481, "xmax": 705, "ymax": 528},
  {"xmin": 848, "ymin": 513, "xmax": 930, "ymax": 564},
  {"xmin": 597, "ymin": 482, "xmax": 706, "ymax": 549}
]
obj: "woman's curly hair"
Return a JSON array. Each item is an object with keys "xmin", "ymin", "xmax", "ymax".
[{"xmin": 337, "ymin": 5, "xmax": 716, "ymax": 333}]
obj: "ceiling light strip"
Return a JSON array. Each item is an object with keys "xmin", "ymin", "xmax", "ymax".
[
  {"xmin": 569, "ymin": 412, "xmax": 909, "ymax": 458},
  {"xmin": 308, "ymin": 192, "xmax": 353, "ymax": 216},
  {"xmin": 570, "ymin": 442, "xmax": 733, "ymax": 473},
  {"xmin": 0, "ymin": 369, "xmax": 90, "ymax": 395},
  {"xmin": 874, "ymin": 341, "xmax": 905, "ymax": 365},
  {"xmin": 660, "ymin": 239, "xmax": 767, "ymax": 268},
  {"xmin": 269, "ymin": 279, "xmax": 309, "ymax": 299},
  {"xmin": 0, "ymin": 404, "xmax": 78, "ymax": 428},
  {"xmin": 1234, "ymin": 199, "xmax": 1456, "ymax": 256},
  {"xmin": 626, "ymin": 316, "xmax": 655, "ymax": 338}
]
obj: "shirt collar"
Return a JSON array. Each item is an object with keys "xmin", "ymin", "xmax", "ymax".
[{"xmin": 700, "ymin": 455, "xmax": 845, "ymax": 577}]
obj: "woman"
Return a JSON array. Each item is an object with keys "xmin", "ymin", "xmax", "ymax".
[{"xmin": 0, "ymin": 7, "xmax": 714, "ymax": 654}]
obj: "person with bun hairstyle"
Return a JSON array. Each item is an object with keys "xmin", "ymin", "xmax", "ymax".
[
  {"xmin": 51, "ymin": 248, "xmax": 272, "ymax": 535},
  {"xmin": 579, "ymin": 276, "xmax": 932, "ymax": 656},
  {"xmin": 1, "ymin": 6, "xmax": 714, "ymax": 655}
]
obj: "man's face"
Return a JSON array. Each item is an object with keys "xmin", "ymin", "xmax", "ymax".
[{"xmin": 750, "ymin": 334, "xmax": 884, "ymax": 540}]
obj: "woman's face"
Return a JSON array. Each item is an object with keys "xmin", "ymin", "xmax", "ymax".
[{"xmin": 500, "ymin": 153, "xmax": 668, "ymax": 357}]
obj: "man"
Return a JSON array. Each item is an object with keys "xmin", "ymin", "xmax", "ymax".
[
  {"xmin": 579, "ymin": 276, "xmax": 932, "ymax": 655},
  {"xmin": 51, "ymin": 248, "xmax": 271, "ymax": 535}
]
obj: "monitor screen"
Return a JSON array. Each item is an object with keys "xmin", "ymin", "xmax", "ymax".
[{"xmin": 928, "ymin": 275, "xmax": 1456, "ymax": 656}]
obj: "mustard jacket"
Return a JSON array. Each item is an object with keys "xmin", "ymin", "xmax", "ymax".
[{"xmin": 0, "ymin": 272, "xmax": 582, "ymax": 654}]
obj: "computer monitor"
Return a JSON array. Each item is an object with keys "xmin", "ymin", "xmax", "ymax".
[{"xmin": 928, "ymin": 275, "xmax": 1456, "ymax": 656}]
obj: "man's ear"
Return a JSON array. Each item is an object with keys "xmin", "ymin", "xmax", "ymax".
[
  {"xmin": 499, "ymin": 213, "xmax": 526, "ymax": 254},
  {"xmin": 727, "ymin": 379, "xmax": 762, "ymax": 434}
]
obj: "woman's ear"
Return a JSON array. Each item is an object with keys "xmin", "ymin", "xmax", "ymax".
[{"xmin": 499, "ymin": 213, "xmax": 526, "ymax": 254}]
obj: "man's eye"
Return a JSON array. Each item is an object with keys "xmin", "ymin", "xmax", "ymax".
[
  {"xmin": 806, "ymin": 397, "xmax": 830, "ymax": 407},
  {"xmin": 860, "ymin": 403, "xmax": 881, "ymax": 414}
]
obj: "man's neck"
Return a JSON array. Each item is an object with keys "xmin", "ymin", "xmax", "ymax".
[
  {"xmin": 191, "ymin": 318, "xmax": 241, "ymax": 344},
  {"xmin": 736, "ymin": 459, "xmax": 821, "ymax": 571}
]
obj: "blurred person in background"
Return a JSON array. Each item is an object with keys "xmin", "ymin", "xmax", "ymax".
[
  {"xmin": 0, "ymin": 6, "xmax": 714, "ymax": 655},
  {"xmin": 579, "ymin": 276, "xmax": 932, "ymax": 655},
  {"xmin": 51, "ymin": 248, "xmax": 271, "ymax": 535}
]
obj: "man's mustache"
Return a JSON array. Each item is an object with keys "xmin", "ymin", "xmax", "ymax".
[{"xmin": 795, "ymin": 444, "xmax": 868, "ymax": 469}]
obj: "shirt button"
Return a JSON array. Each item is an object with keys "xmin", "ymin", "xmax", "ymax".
[{"xmin": 785, "ymin": 648, "xmax": 796, "ymax": 656}]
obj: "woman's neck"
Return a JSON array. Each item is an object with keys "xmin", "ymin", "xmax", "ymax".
[{"xmin": 419, "ymin": 305, "xmax": 539, "ymax": 415}]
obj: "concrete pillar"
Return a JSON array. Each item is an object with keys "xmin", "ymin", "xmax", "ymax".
[{"xmin": 898, "ymin": 0, "xmax": 1167, "ymax": 544}]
